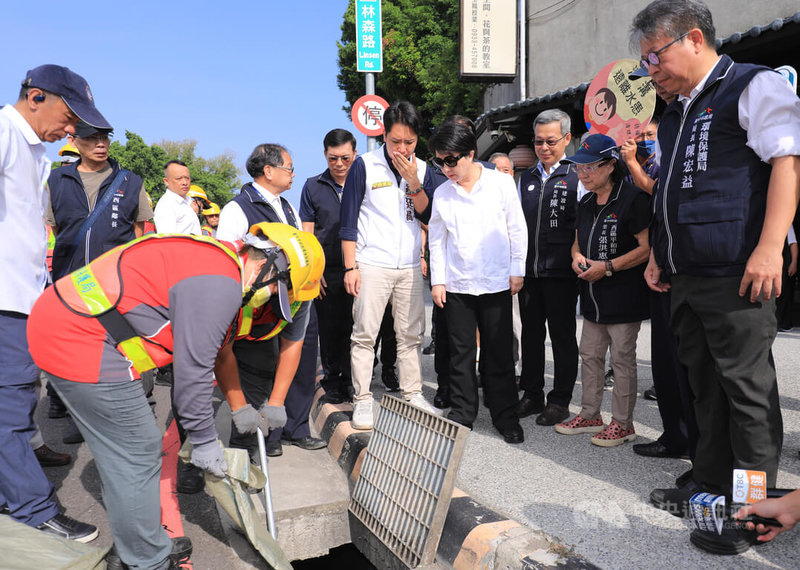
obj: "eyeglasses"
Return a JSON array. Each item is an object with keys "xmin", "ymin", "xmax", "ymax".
[
  {"xmin": 576, "ymin": 161, "xmax": 610, "ymax": 174},
  {"xmin": 640, "ymin": 31, "xmax": 689, "ymax": 70},
  {"xmin": 75, "ymin": 132, "xmax": 112, "ymax": 143},
  {"xmin": 431, "ymin": 153, "xmax": 467, "ymax": 169},
  {"xmin": 272, "ymin": 165, "xmax": 295, "ymax": 174},
  {"xmin": 326, "ymin": 155, "xmax": 353, "ymax": 164},
  {"xmin": 533, "ymin": 133, "xmax": 568, "ymax": 147}
]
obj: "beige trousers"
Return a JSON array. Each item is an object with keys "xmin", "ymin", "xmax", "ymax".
[
  {"xmin": 350, "ymin": 263, "xmax": 425, "ymax": 401},
  {"xmin": 578, "ymin": 320, "xmax": 641, "ymax": 430}
]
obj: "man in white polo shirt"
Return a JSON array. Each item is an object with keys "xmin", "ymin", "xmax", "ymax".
[{"xmin": 153, "ymin": 159, "xmax": 200, "ymax": 235}]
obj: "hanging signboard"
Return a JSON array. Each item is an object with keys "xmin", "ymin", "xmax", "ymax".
[
  {"xmin": 356, "ymin": 0, "xmax": 383, "ymax": 73},
  {"xmin": 459, "ymin": 0, "xmax": 518, "ymax": 82}
]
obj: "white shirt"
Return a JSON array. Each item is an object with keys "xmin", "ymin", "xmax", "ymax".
[
  {"xmin": 153, "ymin": 189, "xmax": 200, "ymax": 235},
  {"xmin": 676, "ymin": 59, "xmax": 800, "ymax": 163},
  {"xmin": 532, "ymin": 156, "xmax": 589, "ymax": 200},
  {"xmin": 216, "ymin": 182, "xmax": 299, "ymax": 242},
  {"xmin": 0, "ymin": 105, "xmax": 51, "ymax": 313},
  {"xmin": 429, "ymin": 165, "xmax": 527, "ymax": 295}
]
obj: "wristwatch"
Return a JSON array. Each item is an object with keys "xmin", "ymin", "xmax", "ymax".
[{"xmin": 605, "ymin": 260, "xmax": 614, "ymax": 277}]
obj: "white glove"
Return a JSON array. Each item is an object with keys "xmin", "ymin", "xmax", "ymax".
[{"xmin": 191, "ymin": 440, "xmax": 227, "ymax": 478}]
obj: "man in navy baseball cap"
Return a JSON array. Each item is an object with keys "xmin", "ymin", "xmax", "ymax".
[{"xmin": 21, "ymin": 64, "xmax": 111, "ymax": 136}]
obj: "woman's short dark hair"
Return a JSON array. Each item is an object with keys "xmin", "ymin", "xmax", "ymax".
[
  {"xmin": 383, "ymin": 101, "xmax": 423, "ymax": 137},
  {"xmin": 428, "ymin": 122, "xmax": 477, "ymax": 156},
  {"xmin": 323, "ymin": 129, "xmax": 356, "ymax": 152},
  {"xmin": 246, "ymin": 143, "xmax": 289, "ymax": 179}
]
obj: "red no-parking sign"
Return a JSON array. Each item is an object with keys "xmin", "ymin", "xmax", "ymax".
[{"xmin": 351, "ymin": 94, "xmax": 389, "ymax": 137}]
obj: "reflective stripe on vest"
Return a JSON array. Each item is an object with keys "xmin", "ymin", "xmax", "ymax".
[{"xmin": 55, "ymin": 233, "xmax": 242, "ymax": 374}]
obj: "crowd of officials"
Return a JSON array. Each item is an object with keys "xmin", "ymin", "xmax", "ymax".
[{"xmin": 3, "ymin": 1, "xmax": 800, "ymax": 567}]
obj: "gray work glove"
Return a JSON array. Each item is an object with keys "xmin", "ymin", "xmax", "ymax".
[
  {"xmin": 259, "ymin": 403, "xmax": 287, "ymax": 430},
  {"xmin": 191, "ymin": 440, "xmax": 228, "ymax": 478},
  {"xmin": 231, "ymin": 404, "xmax": 266, "ymax": 434}
]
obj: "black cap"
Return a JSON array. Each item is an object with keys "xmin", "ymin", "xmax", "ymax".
[
  {"xmin": 564, "ymin": 134, "xmax": 620, "ymax": 164},
  {"xmin": 22, "ymin": 65, "xmax": 111, "ymax": 130}
]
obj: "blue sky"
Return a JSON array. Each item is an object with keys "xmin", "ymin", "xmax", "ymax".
[{"xmin": 1, "ymin": 0, "xmax": 369, "ymax": 206}]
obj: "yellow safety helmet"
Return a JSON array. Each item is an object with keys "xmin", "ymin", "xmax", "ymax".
[
  {"xmin": 187, "ymin": 184, "xmax": 210, "ymax": 207},
  {"xmin": 247, "ymin": 222, "xmax": 325, "ymax": 302},
  {"xmin": 59, "ymin": 142, "xmax": 80, "ymax": 157},
  {"xmin": 202, "ymin": 202, "xmax": 221, "ymax": 216}
]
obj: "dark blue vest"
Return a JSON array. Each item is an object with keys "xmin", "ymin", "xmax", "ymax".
[
  {"xmin": 48, "ymin": 159, "xmax": 142, "ymax": 280},
  {"xmin": 654, "ymin": 55, "xmax": 772, "ymax": 278},
  {"xmin": 518, "ymin": 162, "xmax": 579, "ymax": 278},
  {"xmin": 577, "ymin": 181, "xmax": 650, "ymax": 324},
  {"xmin": 232, "ymin": 183, "xmax": 294, "ymax": 227}
]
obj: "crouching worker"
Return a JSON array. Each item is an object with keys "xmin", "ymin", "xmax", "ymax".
[{"xmin": 26, "ymin": 226, "xmax": 303, "ymax": 570}]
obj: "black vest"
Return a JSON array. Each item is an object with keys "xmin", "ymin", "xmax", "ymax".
[
  {"xmin": 654, "ymin": 55, "xmax": 772, "ymax": 278},
  {"xmin": 48, "ymin": 159, "xmax": 142, "ymax": 280},
  {"xmin": 232, "ymin": 183, "xmax": 296, "ymax": 227},
  {"xmin": 577, "ymin": 181, "xmax": 649, "ymax": 324},
  {"xmin": 518, "ymin": 162, "xmax": 579, "ymax": 278}
]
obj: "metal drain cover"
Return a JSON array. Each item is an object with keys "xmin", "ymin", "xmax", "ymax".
[{"xmin": 349, "ymin": 395, "xmax": 468, "ymax": 569}]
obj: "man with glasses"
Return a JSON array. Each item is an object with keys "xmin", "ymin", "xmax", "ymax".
[
  {"xmin": 516, "ymin": 109, "xmax": 582, "ymax": 427},
  {"xmin": 47, "ymin": 124, "xmax": 151, "ymax": 280},
  {"xmin": 632, "ymin": 0, "xmax": 800, "ymax": 554},
  {"xmin": 300, "ymin": 128, "xmax": 358, "ymax": 404},
  {"xmin": 154, "ymin": 160, "xmax": 200, "ymax": 235},
  {"xmin": 218, "ymin": 144, "xmax": 325, "ymax": 457}
]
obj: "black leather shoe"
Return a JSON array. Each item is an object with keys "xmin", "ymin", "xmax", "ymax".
[
  {"xmin": 381, "ymin": 369, "xmax": 400, "ymax": 392},
  {"xmin": 281, "ymin": 436, "xmax": 326, "ymax": 450},
  {"xmin": 106, "ymin": 536, "xmax": 193, "ymax": 570},
  {"xmin": 422, "ymin": 341, "xmax": 435, "ymax": 355},
  {"xmin": 676, "ymin": 468, "xmax": 694, "ymax": 489},
  {"xmin": 433, "ymin": 389, "xmax": 450, "ymax": 409},
  {"xmin": 48, "ymin": 398, "xmax": 68, "ymax": 419},
  {"xmin": 34, "ymin": 444, "xmax": 71, "ymax": 467},
  {"xmin": 517, "ymin": 396, "xmax": 544, "ymax": 418},
  {"xmin": 535, "ymin": 403, "xmax": 569, "ymax": 426},
  {"xmin": 322, "ymin": 389, "xmax": 344, "ymax": 404},
  {"xmin": 633, "ymin": 440, "xmax": 689, "ymax": 459},
  {"xmin": 649, "ymin": 483, "xmax": 701, "ymax": 518},
  {"xmin": 500, "ymin": 424, "xmax": 524, "ymax": 444},
  {"xmin": 644, "ymin": 386, "xmax": 658, "ymax": 400},
  {"xmin": 690, "ymin": 526, "xmax": 759, "ymax": 555},
  {"xmin": 176, "ymin": 461, "xmax": 205, "ymax": 494},
  {"xmin": 37, "ymin": 513, "xmax": 98, "ymax": 543},
  {"xmin": 266, "ymin": 440, "xmax": 283, "ymax": 457}
]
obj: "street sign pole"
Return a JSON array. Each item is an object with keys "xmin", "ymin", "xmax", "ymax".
[
  {"xmin": 366, "ymin": 73, "xmax": 376, "ymax": 150},
  {"xmin": 356, "ymin": 0, "xmax": 383, "ymax": 149}
]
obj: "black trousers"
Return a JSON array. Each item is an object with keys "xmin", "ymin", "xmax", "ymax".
[
  {"xmin": 433, "ymin": 304, "xmax": 450, "ymax": 395},
  {"xmin": 775, "ymin": 244, "xmax": 794, "ymax": 330},
  {"xmin": 445, "ymin": 291, "xmax": 519, "ymax": 430},
  {"xmin": 670, "ymin": 275, "xmax": 783, "ymax": 490},
  {"xmin": 374, "ymin": 304, "xmax": 397, "ymax": 370},
  {"xmin": 229, "ymin": 306, "xmax": 320, "ymax": 452},
  {"xmin": 315, "ymin": 270, "xmax": 353, "ymax": 393},
  {"xmin": 518, "ymin": 277, "xmax": 578, "ymax": 407},
  {"xmin": 649, "ymin": 290, "xmax": 697, "ymax": 456}
]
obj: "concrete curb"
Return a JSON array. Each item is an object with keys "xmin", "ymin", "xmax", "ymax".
[{"xmin": 310, "ymin": 388, "xmax": 597, "ymax": 569}]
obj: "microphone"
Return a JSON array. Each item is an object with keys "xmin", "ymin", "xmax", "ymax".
[{"xmin": 689, "ymin": 491, "xmax": 786, "ymax": 535}]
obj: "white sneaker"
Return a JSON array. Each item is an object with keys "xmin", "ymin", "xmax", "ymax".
[
  {"xmin": 404, "ymin": 393, "xmax": 443, "ymax": 416},
  {"xmin": 352, "ymin": 399, "xmax": 374, "ymax": 430}
]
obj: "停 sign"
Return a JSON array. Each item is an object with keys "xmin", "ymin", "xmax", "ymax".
[
  {"xmin": 356, "ymin": 0, "xmax": 383, "ymax": 73},
  {"xmin": 459, "ymin": 0, "xmax": 517, "ymax": 81},
  {"xmin": 351, "ymin": 94, "xmax": 389, "ymax": 136}
]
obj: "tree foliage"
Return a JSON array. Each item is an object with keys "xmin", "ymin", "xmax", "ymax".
[
  {"xmin": 108, "ymin": 131, "xmax": 239, "ymax": 205},
  {"xmin": 337, "ymin": 0, "xmax": 493, "ymax": 153}
]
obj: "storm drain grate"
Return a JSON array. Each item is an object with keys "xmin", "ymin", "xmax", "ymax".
[{"xmin": 349, "ymin": 395, "xmax": 468, "ymax": 568}]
